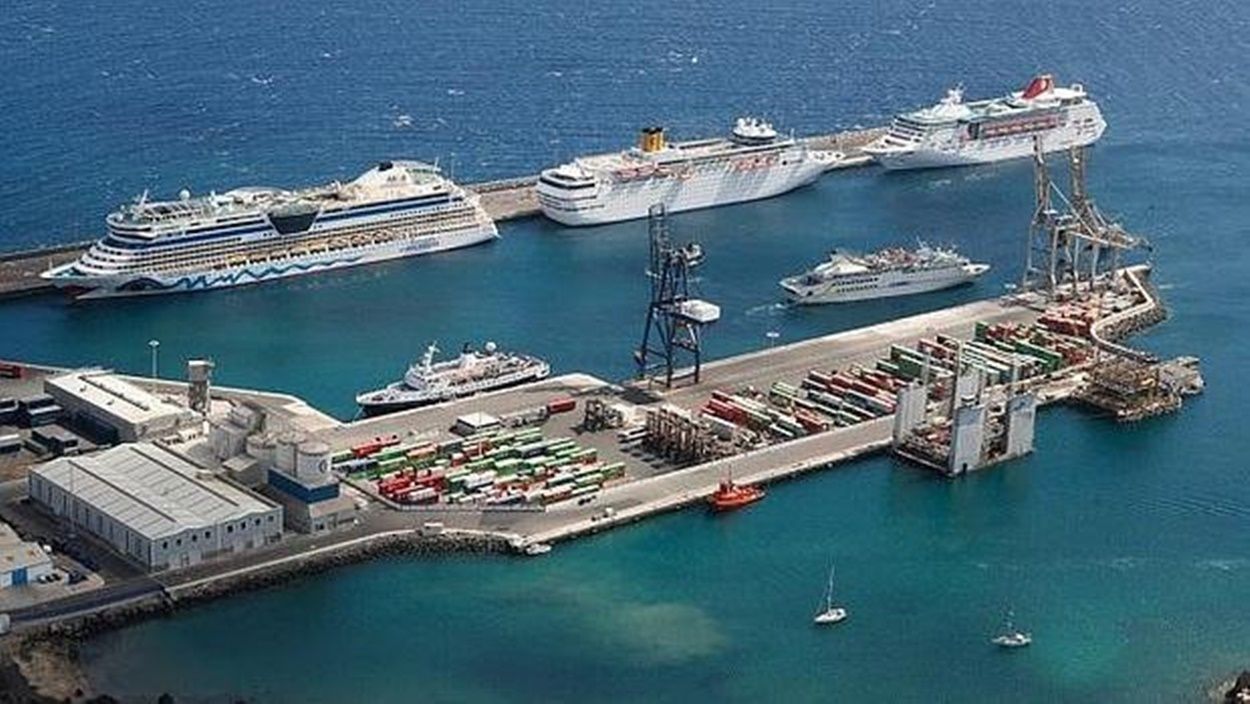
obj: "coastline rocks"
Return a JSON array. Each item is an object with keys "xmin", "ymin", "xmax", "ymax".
[{"xmin": 1225, "ymin": 670, "xmax": 1250, "ymax": 703}]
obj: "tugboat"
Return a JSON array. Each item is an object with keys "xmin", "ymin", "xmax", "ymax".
[{"xmin": 708, "ymin": 474, "xmax": 765, "ymax": 512}]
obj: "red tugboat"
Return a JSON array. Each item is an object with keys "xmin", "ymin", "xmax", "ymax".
[{"xmin": 708, "ymin": 475, "xmax": 766, "ymax": 512}]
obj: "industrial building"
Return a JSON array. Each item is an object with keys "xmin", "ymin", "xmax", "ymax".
[
  {"xmin": 0, "ymin": 522, "xmax": 52, "ymax": 588},
  {"xmin": 44, "ymin": 370, "xmax": 200, "ymax": 443},
  {"xmin": 261, "ymin": 435, "xmax": 356, "ymax": 534},
  {"xmin": 28, "ymin": 443, "xmax": 282, "ymax": 571}
]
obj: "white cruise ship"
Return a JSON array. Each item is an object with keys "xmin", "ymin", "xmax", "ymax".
[
  {"xmin": 42, "ymin": 161, "xmax": 498, "ymax": 298},
  {"xmin": 863, "ymin": 75, "xmax": 1105, "ymax": 170},
  {"xmin": 780, "ymin": 244, "xmax": 989, "ymax": 304},
  {"xmin": 536, "ymin": 118, "xmax": 840, "ymax": 226}
]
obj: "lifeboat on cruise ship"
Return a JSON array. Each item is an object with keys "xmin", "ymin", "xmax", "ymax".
[{"xmin": 708, "ymin": 476, "xmax": 765, "ymax": 512}]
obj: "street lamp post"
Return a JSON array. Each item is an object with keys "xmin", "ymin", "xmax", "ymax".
[
  {"xmin": 148, "ymin": 339, "xmax": 160, "ymax": 379},
  {"xmin": 766, "ymin": 330, "xmax": 780, "ymax": 349}
]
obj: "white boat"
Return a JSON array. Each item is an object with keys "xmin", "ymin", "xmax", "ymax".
[
  {"xmin": 780, "ymin": 242, "xmax": 989, "ymax": 304},
  {"xmin": 42, "ymin": 161, "xmax": 499, "ymax": 298},
  {"xmin": 536, "ymin": 118, "xmax": 840, "ymax": 227},
  {"xmin": 813, "ymin": 564, "xmax": 848, "ymax": 625},
  {"xmin": 523, "ymin": 543, "xmax": 552, "ymax": 556},
  {"xmin": 863, "ymin": 74, "xmax": 1105, "ymax": 170},
  {"xmin": 991, "ymin": 610, "xmax": 1032, "ymax": 649},
  {"xmin": 356, "ymin": 341, "xmax": 550, "ymax": 414}
]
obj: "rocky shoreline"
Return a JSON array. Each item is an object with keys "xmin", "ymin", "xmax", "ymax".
[{"xmin": 0, "ymin": 531, "xmax": 512, "ymax": 702}]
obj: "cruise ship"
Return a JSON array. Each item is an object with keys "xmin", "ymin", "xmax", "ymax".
[
  {"xmin": 862, "ymin": 74, "xmax": 1105, "ymax": 170},
  {"xmin": 536, "ymin": 118, "xmax": 841, "ymax": 226},
  {"xmin": 780, "ymin": 244, "xmax": 989, "ymax": 304},
  {"xmin": 356, "ymin": 342, "xmax": 551, "ymax": 414},
  {"xmin": 42, "ymin": 161, "xmax": 499, "ymax": 298}
]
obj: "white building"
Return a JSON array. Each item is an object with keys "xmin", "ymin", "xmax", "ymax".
[
  {"xmin": 44, "ymin": 370, "xmax": 200, "ymax": 443},
  {"xmin": 28, "ymin": 443, "xmax": 282, "ymax": 571},
  {"xmin": 0, "ymin": 523, "xmax": 53, "ymax": 588}
]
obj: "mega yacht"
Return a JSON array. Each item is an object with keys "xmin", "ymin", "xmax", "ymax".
[
  {"xmin": 42, "ymin": 161, "xmax": 498, "ymax": 298},
  {"xmin": 863, "ymin": 74, "xmax": 1105, "ymax": 170},
  {"xmin": 780, "ymin": 243, "xmax": 989, "ymax": 304},
  {"xmin": 536, "ymin": 118, "xmax": 841, "ymax": 226}
]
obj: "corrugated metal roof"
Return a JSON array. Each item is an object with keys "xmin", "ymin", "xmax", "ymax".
[
  {"xmin": 33, "ymin": 443, "xmax": 272, "ymax": 541},
  {"xmin": 44, "ymin": 371, "xmax": 192, "ymax": 426}
]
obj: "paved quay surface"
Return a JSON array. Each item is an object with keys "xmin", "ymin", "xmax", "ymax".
[{"xmin": 0, "ymin": 127, "xmax": 884, "ymax": 299}]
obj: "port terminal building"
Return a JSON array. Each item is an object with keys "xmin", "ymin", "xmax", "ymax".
[
  {"xmin": 44, "ymin": 370, "xmax": 200, "ymax": 443},
  {"xmin": 28, "ymin": 443, "xmax": 282, "ymax": 570}
]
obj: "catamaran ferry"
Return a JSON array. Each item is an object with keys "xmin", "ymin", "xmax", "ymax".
[
  {"xmin": 536, "ymin": 118, "xmax": 841, "ymax": 226},
  {"xmin": 862, "ymin": 74, "xmax": 1105, "ymax": 170},
  {"xmin": 42, "ymin": 161, "xmax": 498, "ymax": 298}
]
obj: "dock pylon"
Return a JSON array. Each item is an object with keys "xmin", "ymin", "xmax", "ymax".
[{"xmin": 634, "ymin": 204, "xmax": 720, "ymax": 388}]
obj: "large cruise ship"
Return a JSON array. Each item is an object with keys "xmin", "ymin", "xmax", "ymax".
[
  {"xmin": 779, "ymin": 244, "xmax": 989, "ymax": 304},
  {"xmin": 862, "ymin": 75, "xmax": 1105, "ymax": 170},
  {"xmin": 42, "ymin": 161, "xmax": 498, "ymax": 298},
  {"xmin": 536, "ymin": 118, "xmax": 840, "ymax": 226}
]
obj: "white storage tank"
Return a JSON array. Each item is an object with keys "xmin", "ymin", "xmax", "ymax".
[
  {"xmin": 274, "ymin": 430, "xmax": 305, "ymax": 473},
  {"xmin": 295, "ymin": 441, "xmax": 332, "ymax": 482},
  {"xmin": 245, "ymin": 433, "xmax": 276, "ymax": 466}
]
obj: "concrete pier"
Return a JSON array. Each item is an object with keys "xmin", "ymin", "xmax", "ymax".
[
  {"xmin": 0, "ymin": 269, "xmax": 1185, "ymax": 628},
  {"xmin": 0, "ymin": 126, "xmax": 884, "ymax": 300}
]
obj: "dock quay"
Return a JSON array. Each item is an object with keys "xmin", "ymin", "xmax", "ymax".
[
  {"xmin": 0, "ymin": 262, "xmax": 1199, "ymax": 630},
  {"xmin": 0, "ymin": 126, "xmax": 883, "ymax": 300}
]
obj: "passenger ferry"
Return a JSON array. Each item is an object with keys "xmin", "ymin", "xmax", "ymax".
[
  {"xmin": 862, "ymin": 74, "xmax": 1105, "ymax": 170},
  {"xmin": 536, "ymin": 118, "xmax": 841, "ymax": 226},
  {"xmin": 780, "ymin": 243, "xmax": 989, "ymax": 304},
  {"xmin": 42, "ymin": 161, "xmax": 498, "ymax": 298},
  {"xmin": 356, "ymin": 341, "xmax": 550, "ymax": 414}
]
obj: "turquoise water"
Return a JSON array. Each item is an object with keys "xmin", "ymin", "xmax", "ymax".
[{"xmin": 3, "ymin": 0, "xmax": 1250, "ymax": 701}]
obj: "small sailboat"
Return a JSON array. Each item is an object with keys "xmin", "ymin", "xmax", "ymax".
[
  {"xmin": 991, "ymin": 609, "xmax": 1032, "ymax": 649},
  {"xmin": 813, "ymin": 564, "xmax": 848, "ymax": 625}
]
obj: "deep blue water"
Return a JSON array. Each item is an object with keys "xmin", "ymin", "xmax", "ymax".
[{"xmin": 2, "ymin": 0, "xmax": 1249, "ymax": 701}]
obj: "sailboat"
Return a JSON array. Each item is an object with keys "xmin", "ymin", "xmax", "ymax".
[
  {"xmin": 813, "ymin": 564, "xmax": 848, "ymax": 625},
  {"xmin": 991, "ymin": 609, "xmax": 1032, "ymax": 648}
]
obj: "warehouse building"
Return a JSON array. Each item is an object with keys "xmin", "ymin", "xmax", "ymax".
[
  {"xmin": 44, "ymin": 370, "xmax": 199, "ymax": 443},
  {"xmin": 28, "ymin": 443, "xmax": 282, "ymax": 571}
]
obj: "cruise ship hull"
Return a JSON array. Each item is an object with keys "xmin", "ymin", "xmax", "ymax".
[
  {"xmin": 538, "ymin": 158, "xmax": 827, "ymax": 227},
  {"xmin": 45, "ymin": 224, "xmax": 498, "ymax": 299},
  {"xmin": 782, "ymin": 264, "xmax": 989, "ymax": 304}
]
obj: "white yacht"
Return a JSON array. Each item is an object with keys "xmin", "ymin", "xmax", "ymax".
[
  {"xmin": 780, "ymin": 243, "xmax": 989, "ymax": 304},
  {"xmin": 536, "ymin": 118, "xmax": 840, "ymax": 226},
  {"xmin": 863, "ymin": 74, "xmax": 1105, "ymax": 170},
  {"xmin": 42, "ymin": 161, "xmax": 498, "ymax": 298},
  {"xmin": 356, "ymin": 342, "xmax": 550, "ymax": 414}
]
